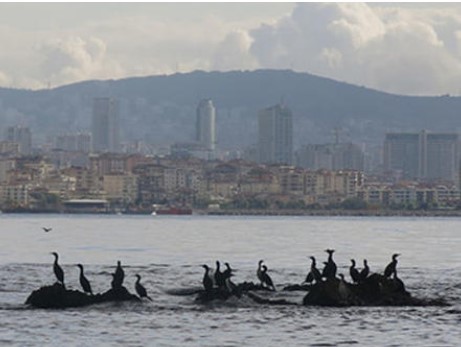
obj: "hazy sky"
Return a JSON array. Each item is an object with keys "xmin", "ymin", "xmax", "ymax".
[{"xmin": 1, "ymin": 2, "xmax": 461, "ymax": 95}]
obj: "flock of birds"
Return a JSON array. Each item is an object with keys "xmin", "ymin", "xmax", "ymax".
[
  {"xmin": 200, "ymin": 250, "xmax": 401, "ymax": 294},
  {"xmin": 49, "ymin": 249, "xmax": 401, "ymax": 301},
  {"xmin": 50, "ymin": 252, "xmax": 152, "ymax": 301}
]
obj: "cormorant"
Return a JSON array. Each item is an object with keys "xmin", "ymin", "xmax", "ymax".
[
  {"xmin": 51, "ymin": 252, "xmax": 65, "ymax": 288},
  {"xmin": 42, "ymin": 227, "xmax": 52, "ymax": 232},
  {"xmin": 113, "ymin": 260, "xmax": 125, "ymax": 289},
  {"xmin": 201, "ymin": 264, "xmax": 213, "ymax": 292},
  {"xmin": 77, "ymin": 264, "xmax": 93, "ymax": 295},
  {"xmin": 349, "ymin": 259, "xmax": 360, "ymax": 283},
  {"xmin": 261, "ymin": 265, "xmax": 275, "ymax": 291},
  {"xmin": 304, "ymin": 256, "xmax": 322, "ymax": 284},
  {"xmin": 135, "ymin": 274, "xmax": 153, "ymax": 301},
  {"xmin": 223, "ymin": 262, "xmax": 234, "ymax": 280},
  {"xmin": 214, "ymin": 261, "xmax": 225, "ymax": 288},
  {"xmin": 322, "ymin": 249, "xmax": 337, "ymax": 279},
  {"xmin": 257, "ymin": 260, "xmax": 264, "ymax": 286},
  {"xmin": 384, "ymin": 253, "xmax": 400, "ymax": 278},
  {"xmin": 359, "ymin": 259, "xmax": 369, "ymax": 281}
]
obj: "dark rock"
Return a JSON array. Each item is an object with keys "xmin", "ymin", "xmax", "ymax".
[
  {"xmin": 283, "ymin": 283, "xmax": 311, "ymax": 291},
  {"xmin": 194, "ymin": 281, "xmax": 272, "ymax": 303},
  {"xmin": 25, "ymin": 283, "xmax": 140, "ymax": 309},
  {"xmin": 302, "ymin": 274, "xmax": 445, "ymax": 307}
]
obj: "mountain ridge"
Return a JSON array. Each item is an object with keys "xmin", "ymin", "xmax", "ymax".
[{"xmin": 0, "ymin": 69, "xmax": 459, "ymax": 153}]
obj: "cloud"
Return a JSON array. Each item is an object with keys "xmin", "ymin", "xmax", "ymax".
[
  {"xmin": 37, "ymin": 36, "xmax": 123, "ymax": 86},
  {"xmin": 0, "ymin": 3, "xmax": 461, "ymax": 95},
  {"xmin": 0, "ymin": 70, "xmax": 10, "ymax": 86},
  {"xmin": 211, "ymin": 30, "xmax": 258, "ymax": 71},
  {"xmin": 248, "ymin": 3, "xmax": 461, "ymax": 95}
]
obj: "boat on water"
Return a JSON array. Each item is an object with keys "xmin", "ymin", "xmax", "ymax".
[{"xmin": 152, "ymin": 204, "xmax": 193, "ymax": 215}]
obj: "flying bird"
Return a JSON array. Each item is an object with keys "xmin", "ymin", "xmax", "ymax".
[{"xmin": 42, "ymin": 227, "xmax": 52, "ymax": 232}]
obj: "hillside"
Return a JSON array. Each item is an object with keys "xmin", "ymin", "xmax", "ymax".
[{"xmin": 0, "ymin": 69, "xmax": 459, "ymax": 153}]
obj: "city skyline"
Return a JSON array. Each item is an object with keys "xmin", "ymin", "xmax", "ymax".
[{"xmin": 0, "ymin": 3, "xmax": 461, "ymax": 96}]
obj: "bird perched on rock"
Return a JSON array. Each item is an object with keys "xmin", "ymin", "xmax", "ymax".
[
  {"xmin": 304, "ymin": 256, "xmax": 322, "ymax": 284},
  {"xmin": 384, "ymin": 253, "xmax": 400, "ymax": 278},
  {"xmin": 51, "ymin": 252, "xmax": 65, "ymax": 288},
  {"xmin": 201, "ymin": 264, "xmax": 213, "ymax": 293},
  {"xmin": 359, "ymin": 259, "xmax": 370, "ymax": 282},
  {"xmin": 112, "ymin": 260, "xmax": 125, "ymax": 289},
  {"xmin": 322, "ymin": 249, "xmax": 337, "ymax": 279},
  {"xmin": 135, "ymin": 274, "xmax": 152, "ymax": 301},
  {"xmin": 261, "ymin": 265, "xmax": 275, "ymax": 291},
  {"xmin": 349, "ymin": 259, "xmax": 360, "ymax": 283},
  {"xmin": 214, "ymin": 261, "xmax": 226, "ymax": 289},
  {"xmin": 77, "ymin": 264, "xmax": 93, "ymax": 295},
  {"xmin": 256, "ymin": 260, "xmax": 264, "ymax": 286}
]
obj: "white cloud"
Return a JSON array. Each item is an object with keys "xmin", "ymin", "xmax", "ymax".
[
  {"xmin": 37, "ymin": 36, "xmax": 124, "ymax": 86},
  {"xmin": 0, "ymin": 3, "xmax": 461, "ymax": 95},
  {"xmin": 211, "ymin": 30, "xmax": 258, "ymax": 71},
  {"xmin": 0, "ymin": 70, "xmax": 10, "ymax": 86},
  {"xmin": 248, "ymin": 3, "xmax": 461, "ymax": 95}
]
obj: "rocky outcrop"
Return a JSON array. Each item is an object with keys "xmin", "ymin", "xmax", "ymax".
[
  {"xmin": 25, "ymin": 283, "xmax": 140, "ymax": 309},
  {"xmin": 194, "ymin": 275, "xmax": 446, "ymax": 307},
  {"xmin": 302, "ymin": 274, "xmax": 446, "ymax": 307}
]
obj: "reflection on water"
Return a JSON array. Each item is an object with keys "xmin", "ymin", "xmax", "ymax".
[{"xmin": 0, "ymin": 215, "xmax": 460, "ymax": 346}]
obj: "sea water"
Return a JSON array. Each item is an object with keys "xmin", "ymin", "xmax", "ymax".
[{"xmin": 0, "ymin": 214, "xmax": 460, "ymax": 346}]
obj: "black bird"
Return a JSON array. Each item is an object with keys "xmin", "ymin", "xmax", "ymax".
[
  {"xmin": 42, "ymin": 227, "xmax": 52, "ymax": 232},
  {"xmin": 384, "ymin": 253, "xmax": 400, "ymax": 278},
  {"xmin": 135, "ymin": 274, "xmax": 153, "ymax": 301},
  {"xmin": 305, "ymin": 256, "xmax": 322, "ymax": 284},
  {"xmin": 214, "ymin": 261, "xmax": 225, "ymax": 288},
  {"xmin": 201, "ymin": 264, "xmax": 213, "ymax": 292},
  {"xmin": 349, "ymin": 259, "xmax": 361, "ymax": 283},
  {"xmin": 322, "ymin": 249, "xmax": 337, "ymax": 279},
  {"xmin": 51, "ymin": 252, "xmax": 65, "ymax": 288},
  {"xmin": 359, "ymin": 259, "xmax": 369, "ymax": 281},
  {"xmin": 77, "ymin": 264, "xmax": 93, "ymax": 295},
  {"xmin": 223, "ymin": 262, "xmax": 235, "ymax": 281},
  {"xmin": 257, "ymin": 259, "xmax": 264, "ymax": 286},
  {"xmin": 261, "ymin": 265, "xmax": 275, "ymax": 291},
  {"xmin": 113, "ymin": 260, "xmax": 125, "ymax": 289}
]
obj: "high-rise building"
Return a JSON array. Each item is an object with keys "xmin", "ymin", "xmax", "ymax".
[
  {"xmin": 258, "ymin": 104, "xmax": 293, "ymax": 165},
  {"xmin": 296, "ymin": 143, "xmax": 364, "ymax": 171},
  {"xmin": 5, "ymin": 126, "xmax": 32, "ymax": 155},
  {"xmin": 383, "ymin": 130, "xmax": 459, "ymax": 182},
  {"xmin": 55, "ymin": 132, "xmax": 92, "ymax": 152},
  {"xmin": 92, "ymin": 97, "xmax": 120, "ymax": 153},
  {"xmin": 195, "ymin": 99, "xmax": 216, "ymax": 151}
]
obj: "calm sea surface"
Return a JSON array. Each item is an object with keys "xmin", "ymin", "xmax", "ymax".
[{"xmin": 0, "ymin": 214, "xmax": 460, "ymax": 346}]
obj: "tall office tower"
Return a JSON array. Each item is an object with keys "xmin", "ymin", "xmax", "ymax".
[
  {"xmin": 92, "ymin": 97, "xmax": 120, "ymax": 153},
  {"xmin": 5, "ymin": 126, "xmax": 32, "ymax": 155},
  {"xmin": 425, "ymin": 133, "xmax": 459, "ymax": 181},
  {"xmin": 383, "ymin": 131, "xmax": 459, "ymax": 182},
  {"xmin": 196, "ymin": 99, "xmax": 216, "ymax": 151},
  {"xmin": 258, "ymin": 104, "xmax": 293, "ymax": 165}
]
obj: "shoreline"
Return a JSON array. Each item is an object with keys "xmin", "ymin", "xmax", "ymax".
[{"xmin": 2, "ymin": 208, "xmax": 461, "ymax": 217}]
